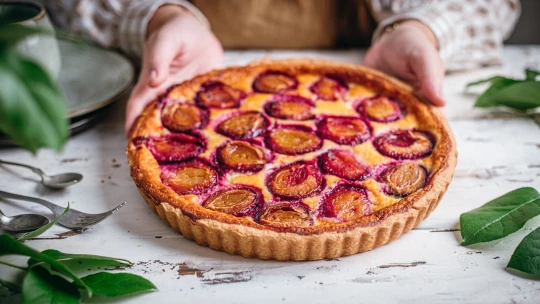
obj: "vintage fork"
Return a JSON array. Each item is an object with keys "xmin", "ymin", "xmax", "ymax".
[{"xmin": 0, "ymin": 190, "xmax": 126, "ymax": 230}]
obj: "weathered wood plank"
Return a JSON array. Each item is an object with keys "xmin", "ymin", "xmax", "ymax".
[{"xmin": 1, "ymin": 46, "xmax": 539, "ymax": 303}]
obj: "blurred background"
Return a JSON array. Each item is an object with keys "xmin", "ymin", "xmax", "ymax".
[{"xmin": 506, "ymin": 0, "xmax": 540, "ymax": 44}]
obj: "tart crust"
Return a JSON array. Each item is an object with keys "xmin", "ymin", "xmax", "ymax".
[{"xmin": 127, "ymin": 59, "xmax": 457, "ymax": 261}]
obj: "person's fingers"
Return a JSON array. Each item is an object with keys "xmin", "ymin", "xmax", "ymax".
[
  {"xmin": 363, "ymin": 45, "xmax": 382, "ymax": 69},
  {"xmin": 142, "ymin": 33, "xmax": 183, "ymax": 88},
  {"xmin": 125, "ymin": 83, "xmax": 155, "ymax": 137},
  {"xmin": 364, "ymin": 44, "xmax": 409, "ymax": 83},
  {"xmin": 125, "ymin": 58, "xmax": 199, "ymax": 137},
  {"xmin": 408, "ymin": 47, "xmax": 446, "ymax": 106},
  {"xmin": 124, "ymin": 65, "xmax": 200, "ymax": 137},
  {"xmin": 168, "ymin": 61, "xmax": 201, "ymax": 85},
  {"xmin": 418, "ymin": 79, "xmax": 445, "ymax": 107}
]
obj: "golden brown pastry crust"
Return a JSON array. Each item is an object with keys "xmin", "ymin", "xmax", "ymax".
[{"xmin": 127, "ymin": 59, "xmax": 457, "ymax": 260}]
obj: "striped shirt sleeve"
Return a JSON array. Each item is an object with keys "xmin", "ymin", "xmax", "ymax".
[
  {"xmin": 369, "ymin": 0, "xmax": 521, "ymax": 71},
  {"xmin": 42, "ymin": 0, "xmax": 209, "ymax": 60}
]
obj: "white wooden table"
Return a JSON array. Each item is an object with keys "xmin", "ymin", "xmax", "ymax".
[{"xmin": 1, "ymin": 46, "xmax": 540, "ymax": 304}]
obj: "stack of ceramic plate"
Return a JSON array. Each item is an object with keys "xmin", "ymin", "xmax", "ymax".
[{"xmin": 0, "ymin": 39, "xmax": 134, "ymax": 147}]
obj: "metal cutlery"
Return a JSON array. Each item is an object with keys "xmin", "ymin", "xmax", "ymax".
[
  {"xmin": 0, "ymin": 190, "xmax": 125, "ymax": 230},
  {"xmin": 0, "ymin": 208, "xmax": 50, "ymax": 233},
  {"xmin": 0, "ymin": 159, "xmax": 83, "ymax": 189}
]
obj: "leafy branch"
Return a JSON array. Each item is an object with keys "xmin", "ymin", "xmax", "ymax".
[
  {"xmin": 0, "ymin": 212, "xmax": 156, "ymax": 303},
  {"xmin": 463, "ymin": 70, "xmax": 540, "ymax": 277}
]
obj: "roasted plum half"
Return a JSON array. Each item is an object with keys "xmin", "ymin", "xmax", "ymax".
[
  {"xmin": 263, "ymin": 95, "xmax": 314, "ymax": 121},
  {"xmin": 160, "ymin": 159, "xmax": 218, "ymax": 195},
  {"xmin": 161, "ymin": 103, "xmax": 209, "ymax": 132},
  {"xmin": 267, "ymin": 161, "xmax": 324, "ymax": 200},
  {"xmin": 356, "ymin": 96, "xmax": 402, "ymax": 123},
  {"xmin": 316, "ymin": 116, "xmax": 371, "ymax": 145},
  {"xmin": 310, "ymin": 76, "xmax": 347, "ymax": 101},
  {"xmin": 258, "ymin": 202, "xmax": 314, "ymax": 228},
  {"xmin": 195, "ymin": 81, "xmax": 246, "ymax": 109},
  {"xmin": 319, "ymin": 184, "xmax": 371, "ymax": 221},
  {"xmin": 215, "ymin": 111, "xmax": 269, "ymax": 139},
  {"xmin": 217, "ymin": 141, "xmax": 266, "ymax": 172},
  {"xmin": 381, "ymin": 163, "xmax": 427, "ymax": 196},
  {"xmin": 318, "ymin": 149, "xmax": 369, "ymax": 181},
  {"xmin": 252, "ymin": 71, "xmax": 298, "ymax": 93},
  {"xmin": 373, "ymin": 130, "xmax": 434, "ymax": 160},
  {"xmin": 265, "ymin": 125, "xmax": 322, "ymax": 155},
  {"xmin": 147, "ymin": 133, "xmax": 205, "ymax": 162},
  {"xmin": 203, "ymin": 187, "xmax": 261, "ymax": 217}
]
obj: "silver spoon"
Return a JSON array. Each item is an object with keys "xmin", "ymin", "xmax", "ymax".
[
  {"xmin": 0, "ymin": 209, "xmax": 50, "ymax": 233},
  {"xmin": 0, "ymin": 159, "xmax": 83, "ymax": 189}
]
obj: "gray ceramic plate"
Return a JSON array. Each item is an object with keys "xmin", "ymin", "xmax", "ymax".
[{"xmin": 58, "ymin": 39, "xmax": 135, "ymax": 118}]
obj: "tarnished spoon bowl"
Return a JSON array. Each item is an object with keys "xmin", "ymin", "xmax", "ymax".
[
  {"xmin": 42, "ymin": 172, "xmax": 83, "ymax": 189},
  {"xmin": 0, "ymin": 209, "xmax": 49, "ymax": 233},
  {"xmin": 0, "ymin": 159, "xmax": 83, "ymax": 189}
]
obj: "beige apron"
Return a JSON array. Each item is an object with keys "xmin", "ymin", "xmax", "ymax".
[{"xmin": 191, "ymin": 0, "xmax": 376, "ymax": 48}]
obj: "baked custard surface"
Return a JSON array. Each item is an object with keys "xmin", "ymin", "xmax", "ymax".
[{"xmin": 127, "ymin": 59, "xmax": 457, "ymax": 260}]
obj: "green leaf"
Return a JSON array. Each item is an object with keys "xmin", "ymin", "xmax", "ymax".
[
  {"xmin": 525, "ymin": 68, "xmax": 540, "ymax": 81},
  {"xmin": 468, "ymin": 68, "xmax": 540, "ymax": 110},
  {"xmin": 473, "ymin": 77, "xmax": 522, "ymax": 108},
  {"xmin": 28, "ymin": 249, "xmax": 131, "ymax": 269},
  {"xmin": 0, "ymin": 47, "xmax": 68, "ymax": 152},
  {"xmin": 18, "ymin": 203, "xmax": 70, "ymax": 242},
  {"xmin": 465, "ymin": 76, "xmax": 509, "ymax": 89},
  {"xmin": 0, "ymin": 277, "xmax": 21, "ymax": 294},
  {"xmin": 507, "ymin": 227, "xmax": 540, "ymax": 276},
  {"xmin": 0, "ymin": 234, "xmax": 92, "ymax": 297},
  {"xmin": 460, "ymin": 187, "xmax": 540, "ymax": 246},
  {"xmin": 488, "ymin": 81, "xmax": 540, "ymax": 110},
  {"xmin": 12, "ymin": 52, "xmax": 69, "ymax": 140},
  {"xmin": 21, "ymin": 266, "xmax": 80, "ymax": 304},
  {"xmin": 81, "ymin": 272, "xmax": 157, "ymax": 297},
  {"xmin": 0, "ymin": 24, "xmax": 53, "ymax": 44}
]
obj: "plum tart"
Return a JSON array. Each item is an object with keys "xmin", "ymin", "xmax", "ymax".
[{"xmin": 128, "ymin": 59, "xmax": 457, "ymax": 260}]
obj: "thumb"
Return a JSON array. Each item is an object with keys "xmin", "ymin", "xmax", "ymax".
[
  {"xmin": 409, "ymin": 48, "xmax": 446, "ymax": 106},
  {"xmin": 124, "ymin": 81, "xmax": 161, "ymax": 137},
  {"xmin": 142, "ymin": 34, "xmax": 181, "ymax": 88}
]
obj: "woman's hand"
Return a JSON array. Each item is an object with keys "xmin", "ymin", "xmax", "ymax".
[
  {"xmin": 364, "ymin": 20, "xmax": 445, "ymax": 106},
  {"xmin": 125, "ymin": 5, "xmax": 223, "ymax": 136}
]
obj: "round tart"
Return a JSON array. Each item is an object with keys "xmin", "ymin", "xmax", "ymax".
[{"xmin": 128, "ymin": 59, "xmax": 457, "ymax": 261}]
